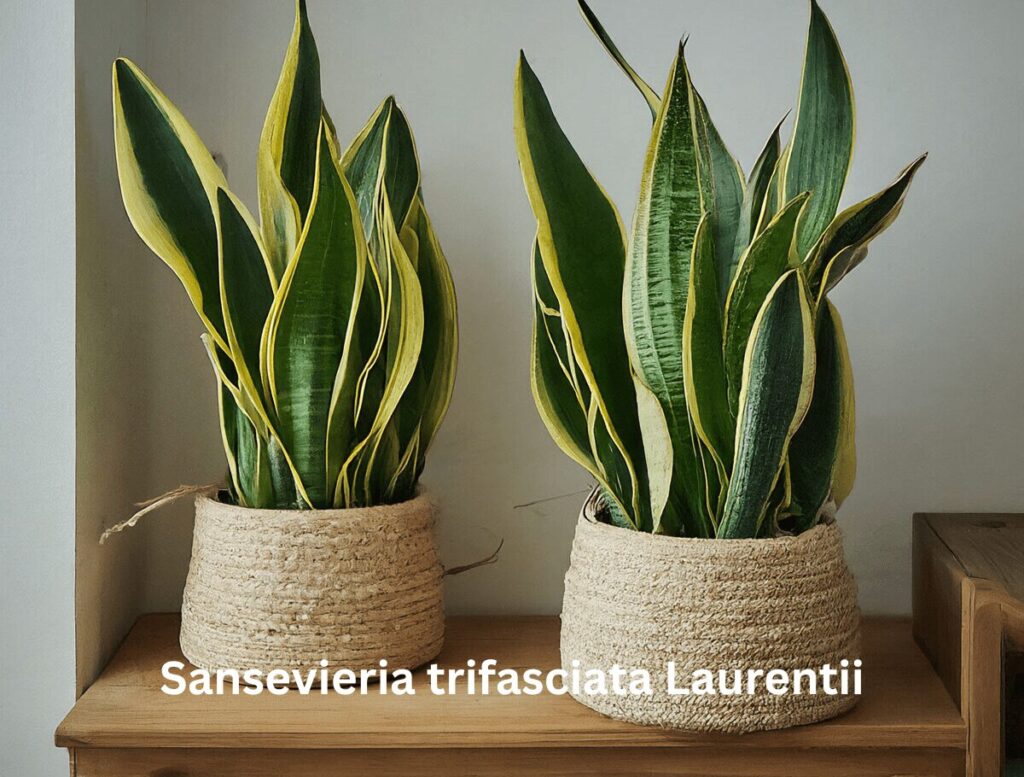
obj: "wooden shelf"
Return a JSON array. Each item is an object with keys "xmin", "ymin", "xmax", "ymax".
[
  {"xmin": 57, "ymin": 615, "xmax": 966, "ymax": 776},
  {"xmin": 914, "ymin": 513, "xmax": 1024, "ymax": 777}
]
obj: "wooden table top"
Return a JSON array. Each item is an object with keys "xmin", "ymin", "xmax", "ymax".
[
  {"xmin": 919, "ymin": 512, "xmax": 1024, "ymax": 602},
  {"xmin": 56, "ymin": 614, "xmax": 965, "ymax": 751}
]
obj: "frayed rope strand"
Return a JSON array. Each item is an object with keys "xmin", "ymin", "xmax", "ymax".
[
  {"xmin": 99, "ymin": 484, "xmax": 219, "ymax": 544},
  {"xmin": 444, "ymin": 538, "xmax": 504, "ymax": 577}
]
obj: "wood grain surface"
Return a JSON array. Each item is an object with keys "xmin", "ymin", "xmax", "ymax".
[
  {"xmin": 914, "ymin": 513, "xmax": 970, "ymax": 705},
  {"xmin": 69, "ymin": 745, "xmax": 966, "ymax": 777},
  {"xmin": 921, "ymin": 513, "xmax": 1024, "ymax": 602}
]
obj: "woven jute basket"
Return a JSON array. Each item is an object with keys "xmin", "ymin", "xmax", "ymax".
[
  {"xmin": 560, "ymin": 498, "xmax": 861, "ymax": 734},
  {"xmin": 180, "ymin": 489, "xmax": 444, "ymax": 674}
]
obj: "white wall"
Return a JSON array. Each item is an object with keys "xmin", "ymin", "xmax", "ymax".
[
  {"xmin": 83, "ymin": 0, "xmax": 1023, "ymax": 626},
  {"xmin": 75, "ymin": 0, "xmax": 217, "ymax": 693},
  {"xmin": 0, "ymin": 2, "xmax": 77, "ymax": 774}
]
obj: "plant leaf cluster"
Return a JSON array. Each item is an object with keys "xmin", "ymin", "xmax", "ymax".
[
  {"xmin": 516, "ymin": 0, "xmax": 925, "ymax": 537},
  {"xmin": 113, "ymin": 1, "xmax": 458, "ymax": 509}
]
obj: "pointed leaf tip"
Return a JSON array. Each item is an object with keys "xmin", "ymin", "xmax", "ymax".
[
  {"xmin": 574, "ymin": 0, "xmax": 661, "ymax": 119},
  {"xmin": 516, "ymin": 52, "xmax": 540, "ymax": 89},
  {"xmin": 785, "ymin": 0, "xmax": 854, "ymax": 256},
  {"xmin": 113, "ymin": 57, "xmax": 135, "ymax": 85}
]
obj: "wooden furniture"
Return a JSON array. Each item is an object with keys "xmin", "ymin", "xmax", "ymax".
[
  {"xmin": 57, "ymin": 614, "xmax": 964, "ymax": 776},
  {"xmin": 913, "ymin": 513, "xmax": 1024, "ymax": 777}
]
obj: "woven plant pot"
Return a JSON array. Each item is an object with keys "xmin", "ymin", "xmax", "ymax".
[
  {"xmin": 560, "ymin": 500, "xmax": 861, "ymax": 734},
  {"xmin": 180, "ymin": 490, "xmax": 444, "ymax": 674}
]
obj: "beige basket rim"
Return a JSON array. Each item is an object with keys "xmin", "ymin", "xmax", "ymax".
[
  {"xmin": 194, "ymin": 485, "xmax": 434, "ymax": 522},
  {"xmin": 578, "ymin": 500, "xmax": 836, "ymax": 552}
]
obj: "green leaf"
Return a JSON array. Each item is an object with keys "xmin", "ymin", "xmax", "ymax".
[
  {"xmin": 112, "ymin": 57, "xmax": 229, "ymax": 350},
  {"xmin": 784, "ymin": 0, "xmax": 855, "ymax": 257},
  {"xmin": 756, "ymin": 145, "xmax": 790, "ymax": 235},
  {"xmin": 683, "ymin": 217, "xmax": 733, "ymax": 477},
  {"xmin": 515, "ymin": 53, "xmax": 648, "ymax": 528},
  {"xmin": 788, "ymin": 299, "xmax": 851, "ymax": 530},
  {"xmin": 833, "ymin": 435, "xmax": 857, "ymax": 509},
  {"xmin": 215, "ymin": 188, "xmax": 301, "ymax": 508},
  {"xmin": 266, "ymin": 435, "xmax": 300, "ymax": 508},
  {"xmin": 204, "ymin": 338, "xmax": 272, "ymax": 508},
  {"xmin": 533, "ymin": 241, "xmax": 648, "ymax": 528},
  {"xmin": 818, "ymin": 155, "xmax": 926, "ymax": 258},
  {"xmin": 625, "ymin": 43, "xmax": 705, "ymax": 536},
  {"xmin": 321, "ymin": 103, "xmax": 341, "ymax": 152},
  {"xmin": 808, "ymin": 154, "xmax": 928, "ymax": 295},
  {"xmin": 533, "ymin": 240, "xmax": 645, "ymax": 531},
  {"xmin": 534, "ymin": 242, "xmax": 587, "ymax": 405},
  {"xmin": 576, "ymin": 0, "xmax": 660, "ymax": 119},
  {"xmin": 718, "ymin": 270, "xmax": 815, "ymax": 538},
  {"xmin": 633, "ymin": 375, "xmax": 674, "ymax": 532},
  {"xmin": 228, "ymin": 398, "xmax": 273, "ymax": 509},
  {"xmin": 408, "ymin": 198, "xmax": 458, "ymax": 476},
  {"xmin": 208, "ymin": 336, "xmax": 302, "ymax": 510},
  {"xmin": 589, "ymin": 398, "xmax": 644, "ymax": 530},
  {"xmin": 324, "ymin": 286, "xmax": 370, "ymax": 507},
  {"xmin": 368, "ymin": 194, "xmax": 458, "ymax": 505},
  {"xmin": 342, "ymin": 99, "xmax": 388, "ymax": 234},
  {"xmin": 258, "ymin": 0, "xmax": 323, "ymax": 278},
  {"xmin": 340, "ymin": 191, "xmax": 424, "ymax": 507},
  {"xmin": 693, "ymin": 419, "xmax": 723, "ymax": 534},
  {"xmin": 347, "ymin": 255, "xmax": 387, "ymax": 439},
  {"xmin": 723, "ymin": 193, "xmax": 810, "ymax": 416},
  {"xmin": 761, "ymin": 459, "xmax": 792, "ymax": 537},
  {"xmin": 831, "ymin": 307, "xmax": 857, "ymax": 507},
  {"xmin": 342, "ymin": 97, "xmax": 421, "ymax": 238},
  {"xmin": 266, "ymin": 123, "xmax": 366, "ymax": 507},
  {"xmin": 362, "ymin": 418, "xmax": 401, "ymax": 505},
  {"xmin": 733, "ymin": 117, "xmax": 784, "ymax": 263},
  {"xmin": 530, "ymin": 245, "xmax": 598, "ymax": 481},
  {"xmin": 385, "ymin": 426, "xmax": 421, "ymax": 504},
  {"xmin": 217, "ymin": 379, "xmax": 243, "ymax": 503},
  {"xmin": 336, "ymin": 102, "xmax": 425, "ymax": 496},
  {"xmin": 377, "ymin": 103, "xmax": 420, "ymax": 233},
  {"xmin": 691, "ymin": 84, "xmax": 746, "ymax": 300},
  {"xmin": 818, "ymin": 244, "xmax": 868, "ymax": 299},
  {"xmin": 216, "ymin": 188, "xmax": 275, "ymax": 407}
]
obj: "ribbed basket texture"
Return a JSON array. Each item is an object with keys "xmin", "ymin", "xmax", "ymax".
[
  {"xmin": 180, "ymin": 490, "xmax": 444, "ymax": 674},
  {"xmin": 561, "ymin": 502, "xmax": 861, "ymax": 733}
]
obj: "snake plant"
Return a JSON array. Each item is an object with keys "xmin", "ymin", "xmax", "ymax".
[
  {"xmin": 112, "ymin": 1, "xmax": 457, "ymax": 510},
  {"xmin": 516, "ymin": 0, "xmax": 924, "ymax": 538}
]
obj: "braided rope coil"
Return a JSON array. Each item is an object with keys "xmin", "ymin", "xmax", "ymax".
[
  {"xmin": 180, "ymin": 491, "xmax": 444, "ymax": 674},
  {"xmin": 560, "ymin": 504, "xmax": 861, "ymax": 733}
]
